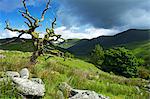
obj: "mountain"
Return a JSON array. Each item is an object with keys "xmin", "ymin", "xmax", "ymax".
[
  {"xmin": 0, "ymin": 29, "xmax": 150, "ymax": 56},
  {"xmin": 66, "ymin": 29, "xmax": 150, "ymax": 56}
]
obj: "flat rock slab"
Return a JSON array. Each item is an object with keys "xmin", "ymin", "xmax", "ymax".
[
  {"xmin": 69, "ymin": 90, "xmax": 108, "ymax": 99},
  {"xmin": 12, "ymin": 77, "xmax": 45, "ymax": 96},
  {"xmin": 59, "ymin": 82, "xmax": 109, "ymax": 99}
]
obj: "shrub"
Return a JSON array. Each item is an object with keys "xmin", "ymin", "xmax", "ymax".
[
  {"xmin": 138, "ymin": 66, "xmax": 150, "ymax": 79},
  {"xmin": 64, "ymin": 52, "xmax": 74, "ymax": 61},
  {"xmin": 90, "ymin": 44, "xmax": 104, "ymax": 68},
  {"xmin": 102, "ymin": 47, "xmax": 141, "ymax": 78}
]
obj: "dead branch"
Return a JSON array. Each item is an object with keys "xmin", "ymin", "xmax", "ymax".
[
  {"xmin": 52, "ymin": 18, "xmax": 56, "ymax": 29},
  {"xmin": 22, "ymin": 0, "xmax": 36, "ymax": 21},
  {"xmin": 40, "ymin": 0, "xmax": 51, "ymax": 22},
  {"xmin": 5, "ymin": 21, "xmax": 28, "ymax": 33}
]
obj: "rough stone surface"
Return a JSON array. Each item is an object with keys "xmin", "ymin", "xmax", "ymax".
[
  {"xmin": 0, "ymin": 54, "xmax": 6, "ymax": 59},
  {"xmin": 12, "ymin": 77, "xmax": 45, "ymax": 96},
  {"xmin": 145, "ymin": 84, "xmax": 150, "ymax": 92},
  {"xmin": 58, "ymin": 82, "xmax": 109, "ymax": 99},
  {"xmin": 19, "ymin": 68, "xmax": 29, "ymax": 79},
  {"xmin": 6, "ymin": 71, "xmax": 20, "ymax": 78},
  {"xmin": 31, "ymin": 78, "xmax": 44, "ymax": 84},
  {"xmin": 1, "ymin": 68, "xmax": 45, "ymax": 97}
]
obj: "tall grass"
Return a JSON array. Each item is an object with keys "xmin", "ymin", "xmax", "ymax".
[{"xmin": 0, "ymin": 50, "xmax": 149, "ymax": 99}]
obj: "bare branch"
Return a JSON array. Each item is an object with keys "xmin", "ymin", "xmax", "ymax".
[
  {"xmin": 24, "ymin": 21, "xmax": 30, "ymax": 27},
  {"xmin": 40, "ymin": 0, "xmax": 51, "ymax": 22},
  {"xmin": 5, "ymin": 21, "xmax": 28, "ymax": 33},
  {"xmin": 19, "ymin": 10, "xmax": 36, "ymax": 21},
  {"xmin": 52, "ymin": 18, "xmax": 56, "ymax": 29},
  {"xmin": 23, "ymin": 0, "xmax": 28, "ymax": 14}
]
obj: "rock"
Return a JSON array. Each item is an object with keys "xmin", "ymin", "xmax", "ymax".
[
  {"xmin": 12, "ymin": 77, "xmax": 45, "ymax": 96},
  {"xmin": 31, "ymin": 78, "xmax": 44, "ymax": 84},
  {"xmin": 0, "ymin": 54, "xmax": 6, "ymax": 59},
  {"xmin": 6, "ymin": 71, "xmax": 20, "ymax": 78},
  {"xmin": 2, "ymin": 68, "xmax": 45, "ymax": 98},
  {"xmin": 20, "ymin": 68, "xmax": 29, "ymax": 79},
  {"xmin": 58, "ymin": 82, "xmax": 109, "ymax": 99},
  {"xmin": 145, "ymin": 84, "xmax": 150, "ymax": 92},
  {"xmin": 56, "ymin": 90, "xmax": 65, "ymax": 99}
]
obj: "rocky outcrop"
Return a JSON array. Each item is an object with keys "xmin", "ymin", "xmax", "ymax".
[
  {"xmin": 1, "ymin": 68, "xmax": 45, "ymax": 98},
  {"xmin": 58, "ymin": 82, "xmax": 109, "ymax": 99}
]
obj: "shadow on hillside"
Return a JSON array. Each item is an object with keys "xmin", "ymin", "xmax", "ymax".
[{"xmin": 0, "ymin": 38, "xmax": 33, "ymax": 52}]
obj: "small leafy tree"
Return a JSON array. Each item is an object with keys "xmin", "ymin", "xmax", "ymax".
[
  {"xmin": 64, "ymin": 52, "xmax": 74, "ymax": 61},
  {"xmin": 90, "ymin": 44, "xmax": 104, "ymax": 67},
  {"xmin": 4, "ymin": 0, "xmax": 64, "ymax": 63},
  {"xmin": 102, "ymin": 47, "xmax": 140, "ymax": 77}
]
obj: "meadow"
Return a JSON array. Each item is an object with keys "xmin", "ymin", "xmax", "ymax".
[{"xmin": 0, "ymin": 50, "xmax": 149, "ymax": 99}]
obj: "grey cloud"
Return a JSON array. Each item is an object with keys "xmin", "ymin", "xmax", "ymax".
[{"xmin": 58, "ymin": 0, "xmax": 150, "ymax": 29}]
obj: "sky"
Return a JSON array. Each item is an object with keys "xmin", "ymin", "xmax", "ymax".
[{"xmin": 0, "ymin": 0, "xmax": 150, "ymax": 39}]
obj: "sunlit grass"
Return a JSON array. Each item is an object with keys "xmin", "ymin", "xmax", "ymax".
[{"xmin": 0, "ymin": 50, "xmax": 149, "ymax": 99}]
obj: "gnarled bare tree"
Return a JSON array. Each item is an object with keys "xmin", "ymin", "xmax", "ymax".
[{"xmin": 4, "ymin": 0, "xmax": 64, "ymax": 63}]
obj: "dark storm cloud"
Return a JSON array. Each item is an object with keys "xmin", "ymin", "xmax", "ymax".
[{"xmin": 58, "ymin": 0, "xmax": 150, "ymax": 29}]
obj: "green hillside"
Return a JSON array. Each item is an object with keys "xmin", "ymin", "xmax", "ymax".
[
  {"xmin": 67, "ymin": 29, "xmax": 150, "ymax": 56},
  {"xmin": 0, "ymin": 38, "xmax": 33, "ymax": 52},
  {"xmin": 58, "ymin": 39, "xmax": 80, "ymax": 49},
  {"xmin": 0, "ymin": 50, "xmax": 149, "ymax": 99},
  {"xmin": 122, "ymin": 40, "xmax": 150, "ymax": 66}
]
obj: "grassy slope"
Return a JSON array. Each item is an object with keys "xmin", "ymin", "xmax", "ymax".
[
  {"xmin": 119, "ymin": 40, "xmax": 150, "ymax": 65},
  {"xmin": 0, "ymin": 50, "xmax": 149, "ymax": 99},
  {"xmin": 58, "ymin": 39, "xmax": 80, "ymax": 49},
  {"xmin": 0, "ymin": 40, "xmax": 33, "ymax": 52},
  {"xmin": 67, "ymin": 29, "xmax": 150, "ymax": 56}
]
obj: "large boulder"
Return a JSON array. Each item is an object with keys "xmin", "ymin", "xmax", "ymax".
[
  {"xmin": 58, "ymin": 82, "xmax": 109, "ymax": 99},
  {"xmin": 19, "ymin": 68, "xmax": 29, "ymax": 79},
  {"xmin": 1, "ymin": 68, "xmax": 45, "ymax": 98},
  {"xmin": 12, "ymin": 77, "xmax": 45, "ymax": 96}
]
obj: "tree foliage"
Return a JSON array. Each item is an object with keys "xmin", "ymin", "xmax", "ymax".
[
  {"xmin": 102, "ymin": 47, "xmax": 141, "ymax": 77},
  {"xmin": 90, "ymin": 44, "xmax": 105, "ymax": 67},
  {"xmin": 64, "ymin": 52, "xmax": 74, "ymax": 61}
]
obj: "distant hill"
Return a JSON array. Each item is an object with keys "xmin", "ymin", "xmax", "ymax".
[
  {"xmin": 66, "ymin": 29, "xmax": 150, "ymax": 56},
  {"xmin": 0, "ymin": 37, "xmax": 67, "ymax": 52},
  {"xmin": 0, "ymin": 29, "xmax": 150, "ymax": 57},
  {"xmin": 58, "ymin": 39, "xmax": 80, "ymax": 49}
]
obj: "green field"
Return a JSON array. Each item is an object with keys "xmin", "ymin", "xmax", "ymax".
[{"xmin": 0, "ymin": 50, "xmax": 149, "ymax": 99}]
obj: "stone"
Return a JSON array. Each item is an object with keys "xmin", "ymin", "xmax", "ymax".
[
  {"xmin": 58, "ymin": 82, "xmax": 109, "ymax": 99},
  {"xmin": 0, "ymin": 54, "xmax": 6, "ymax": 59},
  {"xmin": 12, "ymin": 77, "xmax": 45, "ymax": 96},
  {"xmin": 6, "ymin": 71, "xmax": 20, "ymax": 78},
  {"xmin": 20, "ymin": 68, "xmax": 29, "ymax": 79},
  {"xmin": 145, "ymin": 84, "xmax": 150, "ymax": 92},
  {"xmin": 31, "ymin": 78, "xmax": 44, "ymax": 84},
  {"xmin": 56, "ymin": 90, "xmax": 65, "ymax": 99},
  {"xmin": 2, "ymin": 68, "xmax": 45, "ymax": 98}
]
